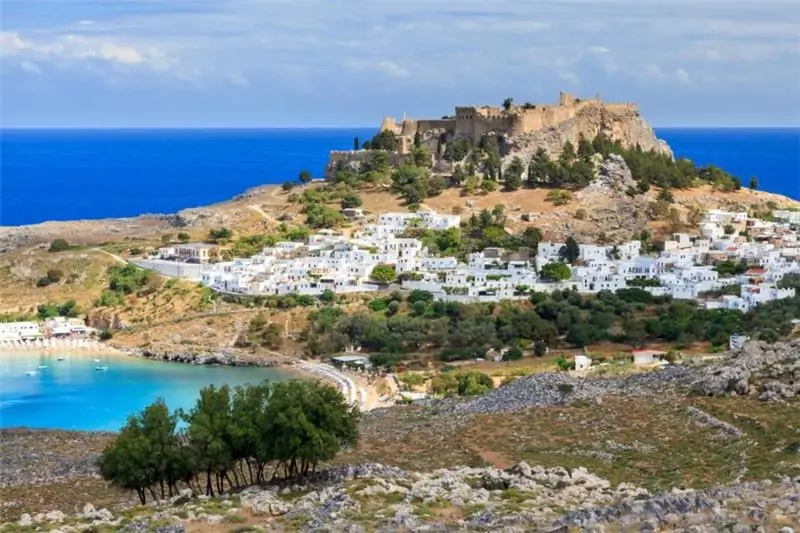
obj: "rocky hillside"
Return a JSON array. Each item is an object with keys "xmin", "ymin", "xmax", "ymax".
[
  {"xmin": 2, "ymin": 340, "xmax": 799, "ymax": 530},
  {"xmin": 8, "ymin": 462, "xmax": 799, "ymax": 532},
  {"xmin": 507, "ymin": 103, "xmax": 673, "ymax": 163}
]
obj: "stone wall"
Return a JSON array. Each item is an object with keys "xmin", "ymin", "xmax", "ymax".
[{"xmin": 359, "ymin": 92, "xmax": 663, "ymax": 167}]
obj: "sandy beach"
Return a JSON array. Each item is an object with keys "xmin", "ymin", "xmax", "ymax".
[
  {"xmin": 290, "ymin": 360, "xmax": 395, "ymax": 411},
  {"xmin": 0, "ymin": 338, "xmax": 120, "ymax": 356}
]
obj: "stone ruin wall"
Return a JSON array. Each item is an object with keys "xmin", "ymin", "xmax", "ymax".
[{"xmin": 345, "ymin": 93, "xmax": 655, "ymax": 175}]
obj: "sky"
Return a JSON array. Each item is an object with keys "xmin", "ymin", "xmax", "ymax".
[{"xmin": 1, "ymin": 0, "xmax": 799, "ymax": 128}]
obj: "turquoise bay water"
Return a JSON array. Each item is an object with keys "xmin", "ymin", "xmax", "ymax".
[{"xmin": 0, "ymin": 352, "xmax": 291, "ymax": 431}]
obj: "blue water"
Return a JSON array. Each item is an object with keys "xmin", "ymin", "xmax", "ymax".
[
  {"xmin": 0, "ymin": 128, "xmax": 375, "ymax": 226},
  {"xmin": 658, "ymin": 128, "xmax": 800, "ymax": 200},
  {"xmin": 0, "ymin": 352, "xmax": 291, "ymax": 431},
  {"xmin": 0, "ymin": 127, "xmax": 797, "ymax": 226}
]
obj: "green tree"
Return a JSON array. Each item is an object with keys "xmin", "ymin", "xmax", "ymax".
[
  {"xmin": 413, "ymin": 131, "xmax": 422, "ymax": 149},
  {"xmin": 99, "ymin": 400, "xmax": 188, "ymax": 504},
  {"xmin": 353, "ymin": 137, "xmax": 360, "ymax": 151},
  {"xmin": 502, "ymin": 97, "xmax": 514, "ymax": 112},
  {"xmin": 540, "ymin": 261, "xmax": 572, "ymax": 282},
  {"xmin": 370, "ymin": 264, "xmax": 397, "ymax": 285},
  {"xmin": 504, "ymin": 157, "xmax": 525, "ymax": 191},
  {"xmin": 320, "ymin": 289, "xmax": 335, "ymax": 303},
  {"xmin": 265, "ymin": 380, "xmax": 358, "ymax": 478},
  {"xmin": 183, "ymin": 384, "xmax": 234, "ymax": 496},
  {"xmin": 365, "ymin": 130, "xmax": 399, "ymax": 151},
  {"xmin": 208, "ymin": 227, "xmax": 233, "ymax": 242},
  {"xmin": 340, "ymin": 193, "xmax": 363, "ymax": 209},
  {"xmin": 48, "ymin": 239, "xmax": 70, "ymax": 252},
  {"xmin": 559, "ymin": 236, "xmax": 581, "ymax": 264},
  {"xmin": 481, "ymin": 179, "xmax": 498, "ymax": 193},
  {"xmin": 518, "ymin": 227, "xmax": 543, "ymax": 253},
  {"xmin": 533, "ymin": 341, "xmax": 547, "ymax": 357},
  {"xmin": 749, "ymin": 176, "xmax": 758, "ymax": 190},
  {"xmin": 299, "ymin": 170, "xmax": 313, "ymax": 185},
  {"xmin": 282, "ymin": 181, "xmax": 297, "ymax": 192},
  {"xmin": 305, "ymin": 204, "xmax": 343, "ymax": 229},
  {"xmin": 724, "ymin": 224, "xmax": 736, "ymax": 235},
  {"xmin": 177, "ymin": 232, "xmax": 191, "ymax": 243},
  {"xmin": 503, "ymin": 346, "xmax": 523, "ymax": 361}
]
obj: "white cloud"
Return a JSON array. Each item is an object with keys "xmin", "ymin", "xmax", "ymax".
[
  {"xmin": 374, "ymin": 60, "xmax": 409, "ymax": 79},
  {"xmin": 643, "ymin": 64, "xmax": 692, "ymax": 84},
  {"xmin": 0, "ymin": 31, "xmax": 176, "ymax": 71}
]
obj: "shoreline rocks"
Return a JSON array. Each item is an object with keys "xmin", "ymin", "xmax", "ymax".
[{"xmin": 122, "ymin": 346, "xmax": 284, "ymax": 368}]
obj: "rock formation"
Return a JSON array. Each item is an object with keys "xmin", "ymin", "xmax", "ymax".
[
  {"xmin": 691, "ymin": 339, "xmax": 800, "ymax": 401},
  {"xmin": 506, "ymin": 102, "xmax": 672, "ymax": 163}
]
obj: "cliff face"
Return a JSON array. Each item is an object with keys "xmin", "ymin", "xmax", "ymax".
[{"xmin": 505, "ymin": 104, "xmax": 672, "ymax": 164}]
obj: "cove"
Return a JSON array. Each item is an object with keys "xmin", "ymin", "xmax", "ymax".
[{"xmin": 0, "ymin": 352, "xmax": 292, "ymax": 431}]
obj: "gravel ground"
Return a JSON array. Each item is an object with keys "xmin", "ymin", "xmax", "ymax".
[{"xmin": 0, "ymin": 429, "xmax": 113, "ymax": 488}]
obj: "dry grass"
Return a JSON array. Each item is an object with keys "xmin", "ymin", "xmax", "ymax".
[
  {"xmin": 343, "ymin": 395, "xmax": 800, "ymax": 492},
  {"xmin": 0, "ymin": 249, "xmax": 118, "ymax": 312},
  {"xmin": 2, "ymin": 396, "xmax": 797, "ymax": 522}
]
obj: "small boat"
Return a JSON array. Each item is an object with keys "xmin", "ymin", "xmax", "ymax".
[
  {"xmin": 95, "ymin": 365, "xmax": 109, "ymax": 371},
  {"xmin": 38, "ymin": 364, "xmax": 48, "ymax": 369},
  {"xmin": 57, "ymin": 357, "xmax": 66, "ymax": 361},
  {"xmin": 92, "ymin": 358, "xmax": 101, "ymax": 363},
  {"xmin": 25, "ymin": 370, "xmax": 36, "ymax": 376}
]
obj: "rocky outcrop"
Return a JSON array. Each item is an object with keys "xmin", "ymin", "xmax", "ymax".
[
  {"xmin": 690, "ymin": 339, "xmax": 800, "ymax": 401},
  {"xmin": 125, "ymin": 347, "xmax": 282, "ymax": 367},
  {"xmin": 506, "ymin": 104, "xmax": 672, "ymax": 163},
  {"xmin": 9, "ymin": 462, "xmax": 799, "ymax": 531}
]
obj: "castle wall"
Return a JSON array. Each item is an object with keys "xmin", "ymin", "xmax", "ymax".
[
  {"xmin": 379, "ymin": 94, "xmax": 642, "ymax": 150},
  {"xmin": 605, "ymin": 103, "xmax": 639, "ymax": 114},
  {"xmin": 415, "ymin": 119, "xmax": 456, "ymax": 133}
]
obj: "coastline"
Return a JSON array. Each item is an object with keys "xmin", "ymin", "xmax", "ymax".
[{"xmin": 1, "ymin": 340, "xmax": 387, "ymax": 414}]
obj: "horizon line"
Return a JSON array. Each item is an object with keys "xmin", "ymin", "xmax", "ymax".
[{"xmin": 2, "ymin": 124, "xmax": 799, "ymax": 131}]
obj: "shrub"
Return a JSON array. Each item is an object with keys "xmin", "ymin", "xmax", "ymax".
[
  {"xmin": 340, "ymin": 194, "xmax": 363, "ymax": 209},
  {"xmin": 370, "ymin": 264, "xmax": 396, "ymax": 285},
  {"xmin": 545, "ymin": 190, "xmax": 572, "ymax": 206},
  {"xmin": 46, "ymin": 268, "xmax": 65, "ymax": 283},
  {"xmin": 99, "ymin": 328, "xmax": 113, "ymax": 341},
  {"xmin": 48, "ymin": 239, "xmax": 70, "ymax": 252},
  {"xmin": 502, "ymin": 347, "xmax": 524, "ymax": 361}
]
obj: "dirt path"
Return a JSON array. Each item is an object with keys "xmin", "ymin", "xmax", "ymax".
[
  {"xmin": 93, "ymin": 248, "xmax": 127, "ymax": 265},
  {"xmin": 247, "ymin": 204, "xmax": 272, "ymax": 220}
]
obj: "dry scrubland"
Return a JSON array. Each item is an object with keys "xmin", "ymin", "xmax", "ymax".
[{"xmin": 1, "ymin": 395, "xmax": 798, "ymax": 525}]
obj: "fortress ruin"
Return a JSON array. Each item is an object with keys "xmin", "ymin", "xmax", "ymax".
[
  {"xmin": 379, "ymin": 92, "xmax": 638, "ymax": 154},
  {"xmin": 325, "ymin": 91, "xmax": 668, "ymax": 177}
]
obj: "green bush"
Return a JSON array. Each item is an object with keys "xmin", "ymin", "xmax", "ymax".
[
  {"xmin": 502, "ymin": 346, "xmax": 524, "ymax": 361},
  {"xmin": 48, "ymin": 239, "xmax": 71, "ymax": 252}
]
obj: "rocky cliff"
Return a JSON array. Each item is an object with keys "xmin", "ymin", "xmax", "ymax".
[{"xmin": 506, "ymin": 104, "xmax": 672, "ymax": 164}]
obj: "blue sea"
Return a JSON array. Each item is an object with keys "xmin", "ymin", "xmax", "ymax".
[
  {"xmin": 1, "ymin": 127, "xmax": 798, "ymax": 226},
  {"xmin": 0, "ymin": 352, "xmax": 291, "ymax": 431}
]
